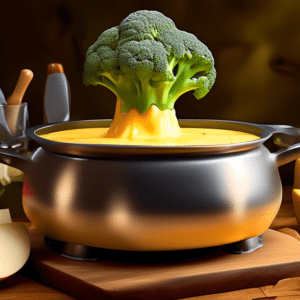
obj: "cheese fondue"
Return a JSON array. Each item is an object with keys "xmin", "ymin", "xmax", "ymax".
[{"xmin": 40, "ymin": 127, "xmax": 259, "ymax": 146}]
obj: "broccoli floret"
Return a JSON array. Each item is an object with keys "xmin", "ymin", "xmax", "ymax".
[{"xmin": 83, "ymin": 10, "xmax": 216, "ymax": 114}]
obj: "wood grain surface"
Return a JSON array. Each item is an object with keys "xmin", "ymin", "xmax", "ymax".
[
  {"xmin": 0, "ymin": 274, "xmax": 76, "ymax": 300},
  {"xmin": 181, "ymin": 277, "xmax": 300, "ymax": 299},
  {"xmin": 179, "ymin": 287, "xmax": 267, "ymax": 300},
  {"xmin": 22, "ymin": 227, "xmax": 300, "ymax": 300}
]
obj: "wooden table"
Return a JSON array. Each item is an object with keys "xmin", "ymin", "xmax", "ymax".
[
  {"xmin": 2, "ymin": 185, "xmax": 300, "ymax": 300},
  {"xmin": 0, "ymin": 274, "xmax": 77, "ymax": 300}
]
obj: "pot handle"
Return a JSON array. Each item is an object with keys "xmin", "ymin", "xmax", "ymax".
[
  {"xmin": 264, "ymin": 124, "xmax": 300, "ymax": 167},
  {"xmin": 0, "ymin": 134, "xmax": 32, "ymax": 173},
  {"xmin": 263, "ymin": 124, "xmax": 300, "ymax": 136}
]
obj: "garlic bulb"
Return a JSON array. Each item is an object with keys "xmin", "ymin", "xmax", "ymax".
[{"xmin": 0, "ymin": 209, "xmax": 30, "ymax": 279}]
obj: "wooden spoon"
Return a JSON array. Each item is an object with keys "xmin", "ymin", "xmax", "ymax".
[
  {"xmin": 5, "ymin": 69, "xmax": 33, "ymax": 137},
  {"xmin": 6, "ymin": 69, "xmax": 33, "ymax": 105}
]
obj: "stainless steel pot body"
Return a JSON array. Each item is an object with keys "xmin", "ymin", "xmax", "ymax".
[
  {"xmin": 0, "ymin": 120, "xmax": 300, "ymax": 250},
  {"xmin": 20, "ymin": 145, "xmax": 282, "ymax": 250}
]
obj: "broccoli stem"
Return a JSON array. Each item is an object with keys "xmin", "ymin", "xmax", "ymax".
[
  {"xmin": 99, "ymin": 58, "xmax": 209, "ymax": 114},
  {"xmin": 169, "ymin": 57, "xmax": 210, "ymax": 101},
  {"xmin": 98, "ymin": 74, "xmax": 173, "ymax": 114},
  {"xmin": 96, "ymin": 56, "xmax": 212, "ymax": 139},
  {"xmin": 96, "ymin": 75, "xmax": 117, "ymax": 95}
]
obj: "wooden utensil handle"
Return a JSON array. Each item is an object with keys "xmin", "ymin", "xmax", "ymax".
[
  {"xmin": 47, "ymin": 63, "xmax": 64, "ymax": 76},
  {"xmin": 6, "ymin": 69, "xmax": 33, "ymax": 105}
]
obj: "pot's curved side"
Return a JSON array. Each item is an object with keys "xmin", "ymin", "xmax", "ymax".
[{"xmin": 22, "ymin": 146, "xmax": 282, "ymax": 250}]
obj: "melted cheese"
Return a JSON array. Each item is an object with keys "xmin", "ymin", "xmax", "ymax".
[
  {"xmin": 40, "ymin": 101, "xmax": 259, "ymax": 146},
  {"xmin": 40, "ymin": 127, "xmax": 259, "ymax": 146}
]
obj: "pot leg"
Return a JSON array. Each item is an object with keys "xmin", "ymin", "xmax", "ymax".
[
  {"xmin": 222, "ymin": 234, "xmax": 264, "ymax": 254},
  {"xmin": 44, "ymin": 236, "xmax": 104, "ymax": 261}
]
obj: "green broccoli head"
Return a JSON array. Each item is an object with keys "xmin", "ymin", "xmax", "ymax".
[{"xmin": 83, "ymin": 10, "xmax": 216, "ymax": 113}]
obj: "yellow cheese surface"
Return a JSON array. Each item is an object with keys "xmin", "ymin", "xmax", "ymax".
[{"xmin": 40, "ymin": 127, "xmax": 259, "ymax": 146}]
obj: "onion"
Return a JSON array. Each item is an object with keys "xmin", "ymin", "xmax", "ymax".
[{"xmin": 0, "ymin": 209, "xmax": 30, "ymax": 279}]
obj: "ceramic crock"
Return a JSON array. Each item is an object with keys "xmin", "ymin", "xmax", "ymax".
[{"xmin": 0, "ymin": 119, "xmax": 299, "ymax": 251}]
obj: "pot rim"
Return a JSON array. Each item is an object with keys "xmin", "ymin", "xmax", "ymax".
[{"xmin": 25, "ymin": 119, "xmax": 277, "ymax": 157}]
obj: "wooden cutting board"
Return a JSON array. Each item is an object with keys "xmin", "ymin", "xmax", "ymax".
[{"xmin": 24, "ymin": 226, "xmax": 300, "ymax": 300}]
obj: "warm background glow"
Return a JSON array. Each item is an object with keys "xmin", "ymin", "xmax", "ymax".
[
  {"xmin": 1, "ymin": 0, "xmax": 300, "ymax": 216},
  {"xmin": 1, "ymin": 0, "xmax": 300, "ymax": 126}
]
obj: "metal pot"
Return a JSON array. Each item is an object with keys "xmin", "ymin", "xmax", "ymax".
[{"xmin": 0, "ymin": 119, "xmax": 299, "ymax": 253}]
